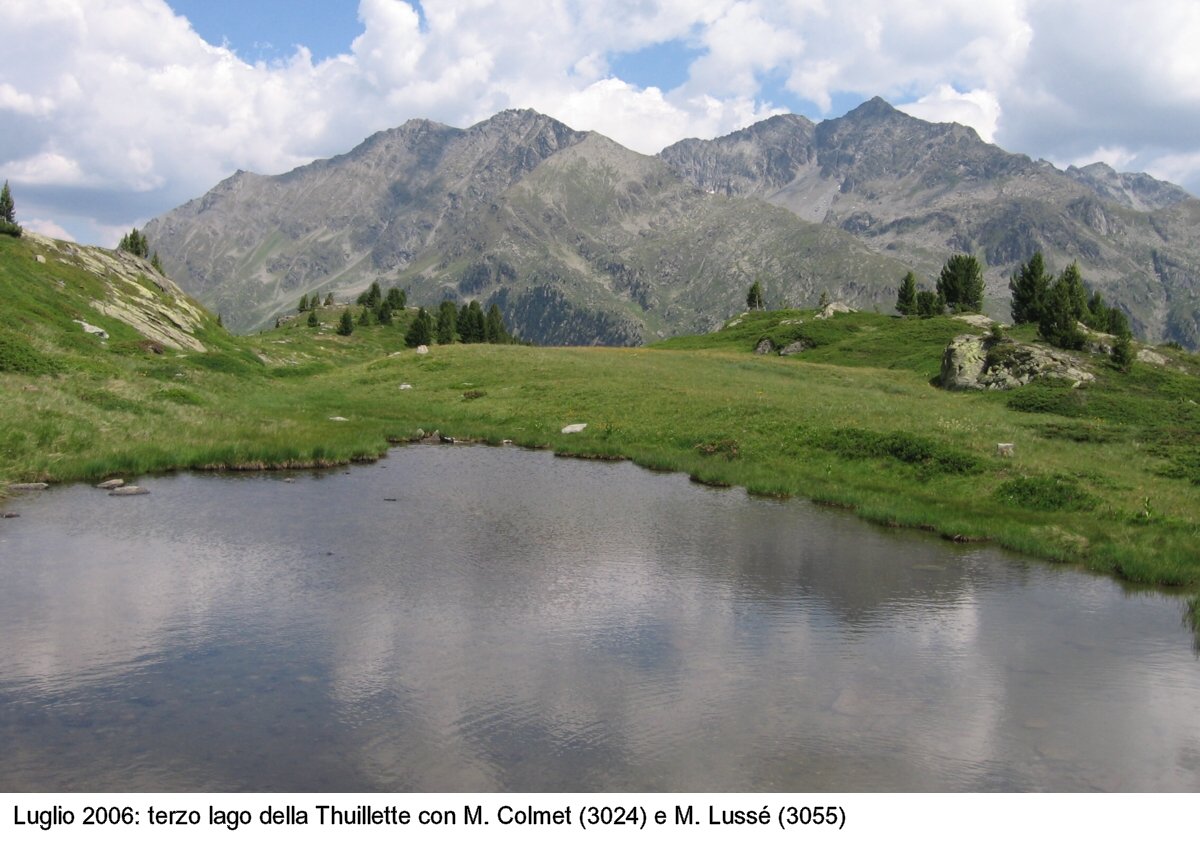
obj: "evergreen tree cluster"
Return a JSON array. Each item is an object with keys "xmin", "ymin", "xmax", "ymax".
[
  {"xmin": 895, "ymin": 270, "xmax": 945, "ymax": 318},
  {"xmin": 406, "ymin": 299, "xmax": 512, "ymax": 348},
  {"xmin": 117, "ymin": 227, "xmax": 163, "ymax": 272},
  {"xmin": 0, "ymin": 180, "xmax": 20, "ymax": 237},
  {"xmin": 351, "ymin": 281, "xmax": 406, "ymax": 327},
  {"xmin": 896, "ymin": 254, "xmax": 982, "ymax": 318},
  {"xmin": 1008, "ymin": 252, "xmax": 1131, "ymax": 351},
  {"xmin": 118, "ymin": 228, "xmax": 149, "ymax": 257},
  {"xmin": 299, "ymin": 291, "xmax": 338, "ymax": 317}
]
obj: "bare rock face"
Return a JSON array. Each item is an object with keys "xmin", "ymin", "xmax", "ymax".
[{"xmin": 940, "ymin": 334, "xmax": 1095, "ymax": 390}]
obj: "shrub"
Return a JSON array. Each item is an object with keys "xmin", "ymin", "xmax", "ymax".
[
  {"xmin": 995, "ymin": 474, "xmax": 1099, "ymax": 511},
  {"xmin": 811, "ymin": 428, "xmax": 982, "ymax": 474}
]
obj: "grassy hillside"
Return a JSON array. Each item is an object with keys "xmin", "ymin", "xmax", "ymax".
[{"xmin": 3, "ymin": 235, "xmax": 1199, "ymax": 597}]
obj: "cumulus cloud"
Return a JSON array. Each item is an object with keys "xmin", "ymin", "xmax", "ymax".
[
  {"xmin": 0, "ymin": 0, "xmax": 1196, "ymax": 244},
  {"xmin": 898, "ymin": 85, "xmax": 1002, "ymax": 143}
]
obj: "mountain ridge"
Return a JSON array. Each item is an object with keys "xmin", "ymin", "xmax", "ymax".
[{"xmin": 144, "ymin": 100, "xmax": 1200, "ymax": 347}]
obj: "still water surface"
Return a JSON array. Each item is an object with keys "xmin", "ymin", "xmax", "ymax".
[{"xmin": 1, "ymin": 446, "xmax": 1198, "ymax": 791}]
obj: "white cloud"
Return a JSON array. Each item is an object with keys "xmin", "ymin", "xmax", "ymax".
[
  {"xmin": 898, "ymin": 85, "xmax": 1002, "ymax": 143},
  {"xmin": 2, "ymin": 152, "xmax": 92, "ymax": 186},
  {"xmin": 0, "ymin": 0, "xmax": 1197, "ymax": 245},
  {"xmin": 24, "ymin": 218, "xmax": 76, "ymax": 241}
]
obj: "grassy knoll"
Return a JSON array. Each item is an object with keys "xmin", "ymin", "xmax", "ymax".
[{"xmin": 3, "ymin": 235, "xmax": 1200, "ymax": 595}]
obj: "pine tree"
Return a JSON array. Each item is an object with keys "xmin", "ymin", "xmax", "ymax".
[
  {"xmin": 0, "ymin": 180, "xmax": 14, "ymax": 223},
  {"xmin": 436, "ymin": 300, "xmax": 458, "ymax": 344},
  {"xmin": 746, "ymin": 281, "xmax": 765, "ymax": 311},
  {"xmin": 298, "ymin": 294, "xmax": 309, "ymax": 313},
  {"xmin": 1057, "ymin": 263, "xmax": 1088, "ymax": 323},
  {"xmin": 1111, "ymin": 333, "xmax": 1134, "ymax": 371},
  {"xmin": 386, "ymin": 287, "xmax": 405, "ymax": 310},
  {"xmin": 358, "ymin": 306, "xmax": 374, "ymax": 327},
  {"xmin": 0, "ymin": 180, "xmax": 20, "ymax": 236},
  {"xmin": 378, "ymin": 301, "xmax": 393, "ymax": 325},
  {"xmin": 150, "ymin": 251, "xmax": 163, "ymax": 273},
  {"xmin": 1009, "ymin": 251, "xmax": 1050, "ymax": 324},
  {"xmin": 324, "ymin": 292, "xmax": 335, "ymax": 307},
  {"xmin": 337, "ymin": 309, "xmax": 354, "ymax": 336},
  {"xmin": 1039, "ymin": 275, "xmax": 1086, "ymax": 349},
  {"xmin": 307, "ymin": 309, "xmax": 319, "ymax": 327},
  {"xmin": 485, "ymin": 303, "xmax": 507, "ymax": 343},
  {"xmin": 459, "ymin": 300, "xmax": 485, "ymax": 343},
  {"xmin": 118, "ymin": 228, "xmax": 150, "ymax": 258},
  {"xmin": 357, "ymin": 281, "xmax": 383, "ymax": 309},
  {"xmin": 937, "ymin": 254, "xmax": 984, "ymax": 312},
  {"xmin": 405, "ymin": 307, "xmax": 433, "ymax": 347},
  {"xmin": 916, "ymin": 290, "xmax": 944, "ymax": 318},
  {"xmin": 895, "ymin": 271, "xmax": 917, "ymax": 316}
]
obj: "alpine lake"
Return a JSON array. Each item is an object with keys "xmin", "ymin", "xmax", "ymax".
[{"xmin": 1, "ymin": 445, "xmax": 1197, "ymax": 791}]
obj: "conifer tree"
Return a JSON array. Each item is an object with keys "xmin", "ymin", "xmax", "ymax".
[
  {"xmin": 436, "ymin": 300, "xmax": 458, "ymax": 344},
  {"xmin": 0, "ymin": 180, "xmax": 20, "ymax": 237},
  {"xmin": 916, "ymin": 290, "xmax": 944, "ymax": 317},
  {"xmin": 1009, "ymin": 251, "xmax": 1050, "ymax": 324},
  {"xmin": 337, "ymin": 309, "xmax": 354, "ymax": 336},
  {"xmin": 485, "ymin": 303, "xmax": 507, "ymax": 343},
  {"xmin": 937, "ymin": 253, "xmax": 984, "ymax": 312},
  {"xmin": 378, "ymin": 301, "xmax": 393, "ymax": 325},
  {"xmin": 746, "ymin": 281, "xmax": 765, "ymax": 311},
  {"xmin": 1111, "ymin": 333, "xmax": 1134, "ymax": 371},
  {"xmin": 386, "ymin": 287, "xmax": 405, "ymax": 310},
  {"xmin": 118, "ymin": 228, "xmax": 150, "ymax": 258},
  {"xmin": 298, "ymin": 293, "xmax": 309, "ymax": 313},
  {"xmin": 307, "ymin": 309, "xmax": 319, "ymax": 327},
  {"xmin": 324, "ymin": 292, "xmax": 335, "ymax": 306},
  {"xmin": 0, "ymin": 180, "xmax": 14, "ymax": 223},
  {"xmin": 358, "ymin": 306, "xmax": 374, "ymax": 326},
  {"xmin": 895, "ymin": 271, "xmax": 917, "ymax": 316},
  {"xmin": 1039, "ymin": 275, "xmax": 1086, "ymax": 349},
  {"xmin": 405, "ymin": 307, "xmax": 433, "ymax": 347}
]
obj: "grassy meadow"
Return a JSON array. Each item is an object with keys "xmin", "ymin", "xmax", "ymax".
[{"xmin": 3, "ymin": 232, "xmax": 1200, "ymax": 600}]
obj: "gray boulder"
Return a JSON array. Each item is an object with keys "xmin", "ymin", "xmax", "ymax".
[
  {"xmin": 940, "ymin": 334, "xmax": 1095, "ymax": 391},
  {"xmin": 778, "ymin": 340, "xmax": 811, "ymax": 356},
  {"xmin": 754, "ymin": 338, "xmax": 775, "ymax": 355},
  {"xmin": 109, "ymin": 486, "xmax": 149, "ymax": 496}
]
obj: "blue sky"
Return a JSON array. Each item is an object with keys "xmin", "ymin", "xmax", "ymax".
[
  {"xmin": 2, "ymin": 0, "xmax": 1199, "ymax": 245},
  {"xmin": 168, "ymin": 0, "xmax": 370, "ymax": 63}
]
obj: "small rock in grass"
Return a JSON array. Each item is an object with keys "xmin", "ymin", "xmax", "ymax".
[
  {"xmin": 329, "ymin": 416, "xmax": 349, "ymax": 422},
  {"xmin": 399, "ymin": 383, "xmax": 413, "ymax": 390},
  {"xmin": 561, "ymin": 423, "xmax": 587, "ymax": 434}
]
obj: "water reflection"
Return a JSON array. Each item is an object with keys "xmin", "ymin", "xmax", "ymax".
[{"xmin": 0, "ymin": 447, "xmax": 1197, "ymax": 791}]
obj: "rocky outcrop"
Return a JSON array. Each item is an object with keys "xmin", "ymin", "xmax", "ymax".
[
  {"xmin": 940, "ymin": 334, "xmax": 1095, "ymax": 390},
  {"xmin": 815, "ymin": 301, "xmax": 857, "ymax": 320}
]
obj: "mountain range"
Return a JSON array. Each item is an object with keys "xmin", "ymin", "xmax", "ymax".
[{"xmin": 144, "ymin": 98, "xmax": 1200, "ymax": 347}]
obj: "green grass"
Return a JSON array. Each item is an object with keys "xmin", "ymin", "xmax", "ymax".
[{"xmin": 3, "ymin": 238, "xmax": 1200, "ymax": 592}]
